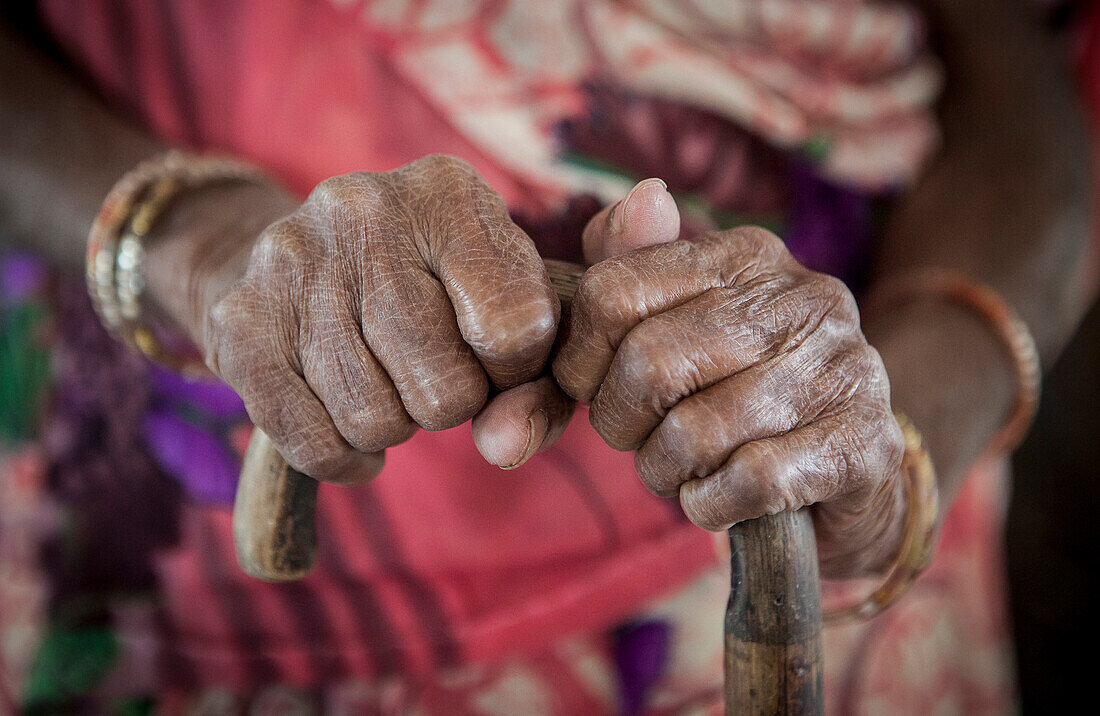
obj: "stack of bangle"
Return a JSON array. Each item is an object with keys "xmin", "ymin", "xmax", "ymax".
[{"xmin": 86, "ymin": 151, "xmax": 265, "ymax": 377}]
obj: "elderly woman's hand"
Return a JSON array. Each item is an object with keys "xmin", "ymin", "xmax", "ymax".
[
  {"xmin": 197, "ymin": 155, "xmax": 565, "ymax": 484},
  {"xmin": 554, "ymin": 220, "xmax": 908, "ymax": 579}
]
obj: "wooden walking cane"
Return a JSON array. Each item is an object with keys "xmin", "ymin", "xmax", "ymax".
[{"xmin": 233, "ymin": 259, "xmax": 824, "ymax": 714}]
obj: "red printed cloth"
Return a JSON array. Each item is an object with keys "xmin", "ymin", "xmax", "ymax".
[{"xmin": 155, "ymin": 416, "xmax": 715, "ymax": 686}]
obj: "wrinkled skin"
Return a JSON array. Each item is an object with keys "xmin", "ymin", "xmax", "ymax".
[
  {"xmin": 203, "ymin": 154, "xmax": 907, "ymax": 580},
  {"xmin": 203, "ymin": 155, "xmax": 564, "ymax": 483},
  {"xmin": 557, "ymin": 222, "xmax": 908, "ymax": 579}
]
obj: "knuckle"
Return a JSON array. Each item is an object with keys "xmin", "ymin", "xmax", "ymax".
[
  {"xmin": 258, "ymin": 405, "xmax": 353, "ymax": 481},
  {"xmin": 550, "ymin": 354, "xmax": 585, "ymax": 401},
  {"xmin": 309, "ymin": 173, "xmax": 371, "ymax": 209},
  {"xmin": 615, "ymin": 326, "xmax": 666, "ymax": 394},
  {"xmin": 634, "ymin": 452, "xmax": 675, "ymax": 497},
  {"xmin": 574, "ymin": 262, "xmax": 637, "ymax": 330},
  {"xmin": 623, "ymin": 319, "xmax": 699, "ymax": 407},
  {"xmin": 569, "ymin": 271, "xmax": 602, "ymax": 320},
  {"xmin": 253, "ymin": 220, "xmax": 314, "ymax": 273},
  {"xmin": 205, "ymin": 291, "xmax": 238, "ymax": 338},
  {"xmin": 586, "ymin": 401, "xmax": 631, "ymax": 451},
  {"xmin": 819, "ymin": 343, "xmax": 890, "ymax": 414},
  {"xmin": 832, "ymin": 405, "xmax": 901, "ymax": 498},
  {"xmin": 881, "ymin": 420, "xmax": 907, "ymax": 476},
  {"xmin": 203, "ymin": 284, "xmax": 259, "ymax": 374},
  {"xmin": 286, "ymin": 437, "xmax": 351, "ymax": 481},
  {"xmin": 757, "ymin": 390, "xmax": 802, "ymax": 434},
  {"xmin": 405, "ymin": 154, "xmax": 483, "ymax": 191},
  {"xmin": 847, "ymin": 343, "xmax": 891, "ymax": 405},
  {"xmin": 730, "ymin": 225, "xmax": 787, "ymax": 259},
  {"xmin": 859, "ymin": 409, "xmax": 906, "ymax": 481},
  {"xmin": 567, "ymin": 276, "xmax": 600, "ymax": 328},
  {"xmin": 813, "ymin": 272, "xmax": 847, "ymax": 299},
  {"xmin": 817, "ymin": 274, "xmax": 860, "ymax": 324},
  {"xmin": 338, "ymin": 407, "xmax": 415, "ymax": 453},
  {"xmin": 637, "ymin": 412, "xmax": 696, "ymax": 496},
  {"xmin": 860, "ymin": 344, "xmax": 890, "ymax": 391},
  {"xmin": 654, "ymin": 408, "xmax": 695, "ymax": 470},
  {"xmin": 682, "ymin": 441, "xmax": 793, "ymax": 532},
  {"xmin": 318, "ymin": 369, "xmax": 415, "ymax": 452},
  {"xmin": 467, "ymin": 292, "xmax": 558, "ymax": 372},
  {"xmin": 794, "ymin": 273, "xmax": 857, "ymax": 333},
  {"xmin": 735, "ymin": 443, "xmax": 788, "ymax": 515},
  {"xmin": 414, "ymin": 153, "xmax": 474, "ymax": 175}
]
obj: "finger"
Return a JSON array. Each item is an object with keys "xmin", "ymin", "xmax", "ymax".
[
  {"xmin": 634, "ymin": 338, "xmax": 869, "ymax": 496},
  {"xmin": 589, "ymin": 280, "xmax": 804, "ymax": 451},
  {"xmin": 361, "ymin": 252, "xmax": 490, "ymax": 431},
  {"xmin": 208, "ymin": 290, "xmax": 384, "ymax": 485},
  {"xmin": 554, "ymin": 227, "xmax": 791, "ymax": 403},
  {"xmin": 299, "ymin": 287, "xmax": 417, "ymax": 454},
  {"xmin": 471, "ymin": 376, "xmax": 575, "ymax": 469},
  {"xmin": 677, "ymin": 408, "xmax": 904, "ymax": 534},
  {"xmin": 248, "ymin": 367, "xmax": 384, "ymax": 486},
  {"xmin": 582, "ymin": 178, "xmax": 680, "ymax": 264},
  {"xmin": 410, "ymin": 155, "xmax": 559, "ymax": 388},
  {"xmin": 595, "ymin": 274, "xmax": 859, "ymax": 452}
]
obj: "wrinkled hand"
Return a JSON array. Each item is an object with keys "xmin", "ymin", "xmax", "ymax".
[
  {"xmin": 555, "ymin": 201, "xmax": 908, "ymax": 578},
  {"xmin": 202, "ymin": 155, "xmax": 568, "ymax": 484}
]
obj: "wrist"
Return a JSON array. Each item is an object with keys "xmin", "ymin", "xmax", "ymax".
[
  {"xmin": 817, "ymin": 461, "xmax": 907, "ymax": 579},
  {"xmin": 863, "ymin": 297, "xmax": 1015, "ymax": 508},
  {"xmin": 143, "ymin": 179, "xmax": 297, "ymax": 343}
]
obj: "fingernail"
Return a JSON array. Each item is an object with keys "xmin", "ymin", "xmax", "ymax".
[
  {"xmin": 501, "ymin": 409, "xmax": 549, "ymax": 471},
  {"xmin": 611, "ymin": 177, "xmax": 668, "ymax": 232}
]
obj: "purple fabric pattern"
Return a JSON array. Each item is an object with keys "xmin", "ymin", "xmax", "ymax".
[
  {"xmin": 0, "ymin": 251, "xmax": 49, "ymax": 306},
  {"xmin": 150, "ymin": 367, "xmax": 245, "ymax": 420},
  {"xmin": 142, "ymin": 409, "xmax": 240, "ymax": 504},
  {"xmin": 41, "ymin": 273, "xmax": 182, "ymax": 598},
  {"xmin": 613, "ymin": 619, "xmax": 672, "ymax": 715},
  {"xmin": 143, "ymin": 367, "xmax": 248, "ymax": 505},
  {"xmin": 558, "ymin": 82, "xmax": 789, "ymax": 215},
  {"xmin": 556, "ymin": 83, "xmax": 876, "ymax": 286},
  {"xmin": 783, "ymin": 162, "xmax": 875, "ymax": 287}
]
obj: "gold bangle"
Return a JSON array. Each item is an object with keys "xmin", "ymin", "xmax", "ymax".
[
  {"xmin": 862, "ymin": 269, "xmax": 1041, "ymax": 463},
  {"xmin": 86, "ymin": 151, "xmax": 266, "ymax": 376},
  {"xmin": 823, "ymin": 412, "xmax": 939, "ymax": 624}
]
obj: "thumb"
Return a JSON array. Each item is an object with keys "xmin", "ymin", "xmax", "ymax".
[
  {"xmin": 472, "ymin": 376, "xmax": 574, "ymax": 470},
  {"xmin": 471, "ymin": 179, "xmax": 679, "ymax": 469},
  {"xmin": 582, "ymin": 178, "xmax": 680, "ymax": 264}
]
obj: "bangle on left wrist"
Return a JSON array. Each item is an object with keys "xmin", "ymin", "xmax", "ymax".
[
  {"xmin": 863, "ymin": 269, "xmax": 1040, "ymax": 467},
  {"xmin": 861, "ymin": 295, "xmax": 1013, "ymax": 496}
]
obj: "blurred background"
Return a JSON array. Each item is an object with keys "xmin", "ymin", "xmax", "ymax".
[{"xmin": 1008, "ymin": 299, "xmax": 1100, "ymax": 712}]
